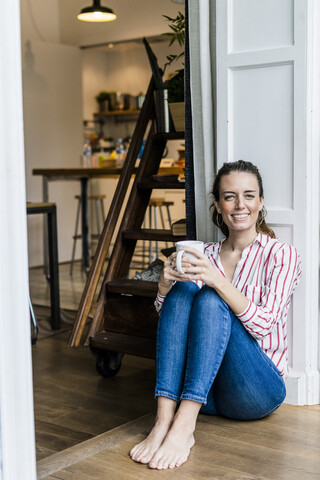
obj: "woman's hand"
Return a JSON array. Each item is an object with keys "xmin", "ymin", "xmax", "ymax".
[
  {"xmin": 158, "ymin": 252, "xmax": 193, "ymax": 296},
  {"xmin": 175, "ymin": 247, "xmax": 223, "ymax": 289},
  {"xmin": 173, "ymin": 247, "xmax": 249, "ymax": 316}
]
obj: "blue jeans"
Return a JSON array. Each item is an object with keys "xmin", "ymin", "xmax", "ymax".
[{"xmin": 155, "ymin": 282, "xmax": 286, "ymax": 420}]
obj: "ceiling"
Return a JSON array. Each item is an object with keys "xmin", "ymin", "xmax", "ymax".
[{"xmin": 59, "ymin": 0, "xmax": 184, "ymax": 47}]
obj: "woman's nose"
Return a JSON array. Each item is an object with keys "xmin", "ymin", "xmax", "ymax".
[{"xmin": 236, "ymin": 196, "xmax": 245, "ymax": 209}]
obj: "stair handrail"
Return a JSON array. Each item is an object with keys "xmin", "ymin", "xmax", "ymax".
[{"xmin": 68, "ymin": 78, "xmax": 155, "ymax": 347}]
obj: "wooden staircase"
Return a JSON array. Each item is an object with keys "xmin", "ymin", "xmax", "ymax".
[{"xmin": 69, "ymin": 79, "xmax": 185, "ymax": 375}]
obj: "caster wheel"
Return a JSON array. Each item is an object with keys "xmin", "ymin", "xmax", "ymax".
[{"xmin": 90, "ymin": 346, "xmax": 124, "ymax": 378}]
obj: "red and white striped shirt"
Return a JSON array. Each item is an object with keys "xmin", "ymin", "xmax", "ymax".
[{"xmin": 154, "ymin": 233, "xmax": 302, "ymax": 378}]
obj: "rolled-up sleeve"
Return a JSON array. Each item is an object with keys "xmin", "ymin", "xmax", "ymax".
[
  {"xmin": 154, "ymin": 292, "xmax": 166, "ymax": 314},
  {"xmin": 236, "ymin": 245, "xmax": 302, "ymax": 340}
]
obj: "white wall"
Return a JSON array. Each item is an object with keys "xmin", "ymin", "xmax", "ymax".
[
  {"xmin": 21, "ymin": 0, "xmax": 83, "ymax": 267},
  {"xmin": 22, "ymin": 40, "xmax": 83, "ymax": 266},
  {"xmin": 20, "ymin": 0, "xmax": 60, "ymax": 43}
]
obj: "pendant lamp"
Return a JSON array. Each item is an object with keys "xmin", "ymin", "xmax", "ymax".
[{"xmin": 77, "ymin": 0, "xmax": 117, "ymax": 22}]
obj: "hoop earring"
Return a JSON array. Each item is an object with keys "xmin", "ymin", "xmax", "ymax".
[
  {"xmin": 258, "ymin": 206, "xmax": 266, "ymax": 226},
  {"xmin": 217, "ymin": 213, "xmax": 223, "ymax": 227}
]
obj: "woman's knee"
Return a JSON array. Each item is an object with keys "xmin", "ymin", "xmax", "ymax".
[
  {"xmin": 193, "ymin": 285, "xmax": 228, "ymax": 311},
  {"xmin": 167, "ymin": 281, "xmax": 199, "ymax": 297},
  {"xmin": 166, "ymin": 281, "xmax": 200, "ymax": 301},
  {"xmin": 161, "ymin": 281, "xmax": 200, "ymax": 316}
]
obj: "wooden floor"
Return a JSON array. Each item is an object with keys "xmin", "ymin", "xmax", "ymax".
[{"xmin": 30, "ymin": 262, "xmax": 320, "ymax": 480}]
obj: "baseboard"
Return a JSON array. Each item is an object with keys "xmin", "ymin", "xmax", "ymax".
[{"xmin": 285, "ymin": 369, "xmax": 320, "ymax": 405}]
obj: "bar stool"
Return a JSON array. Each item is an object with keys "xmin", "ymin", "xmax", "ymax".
[
  {"xmin": 70, "ymin": 194, "xmax": 106, "ymax": 276},
  {"xmin": 142, "ymin": 198, "xmax": 174, "ymax": 266},
  {"xmin": 27, "ymin": 202, "xmax": 60, "ymax": 333}
]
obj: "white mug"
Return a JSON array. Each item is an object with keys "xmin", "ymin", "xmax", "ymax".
[{"xmin": 176, "ymin": 240, "xmax": 204, "ymax": 275}]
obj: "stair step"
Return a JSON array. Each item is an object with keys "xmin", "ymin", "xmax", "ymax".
[
  {"xmin": 152, "ymin": 131, "xmax": 185, "ymax": 142},
  {"xmin": 107, "ymin": 278, "xmax": 158, "ymax": 297},
  {"xmin": 90, "ymin": 331, "xmax": 156, "ymax": 359},
  {"xmin": 123, "ymin": 228, "xmax": 186, "ymax": 242},
  {"xmin": 138, "ymin": 176, "xmax": 185, "ymax": 190}
]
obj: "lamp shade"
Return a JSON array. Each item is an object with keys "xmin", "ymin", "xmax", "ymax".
[{"xmin": 77, "ymin": 0, "xmax": 117, "ymax": 22}]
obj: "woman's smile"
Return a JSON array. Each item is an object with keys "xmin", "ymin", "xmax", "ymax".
[{"xmin": 231, "ymin": 213, "xmax": 250, "ymax": 221}]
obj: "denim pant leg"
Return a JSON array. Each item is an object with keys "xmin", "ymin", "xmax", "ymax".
[
  {"xmin": 202, "ymin": 308, "xmax": 286, "ymax": 420},
  {"xmin": 180, "ymin": 286, "xmax": 232, "ymax": 404},
  {"xmin": 155, "ymin": 281, "xmax": 200, "ymax": 402}
]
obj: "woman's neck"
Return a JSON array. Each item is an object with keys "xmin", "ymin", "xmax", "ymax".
[{"xmin": 223, "ymin": 230, "xmax": 258, "ymax": 253}]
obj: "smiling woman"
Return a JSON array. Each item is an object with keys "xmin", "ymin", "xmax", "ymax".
[
  {"xmin": 130, "ymin": 160, "xmax": 302, "ymax": 470},
  {"xmin": 212, "ymin": 160, "xmax": 276, "ymax": 240}
]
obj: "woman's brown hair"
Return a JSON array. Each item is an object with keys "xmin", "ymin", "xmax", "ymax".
[{"xmin": 211, "ymin": 160, "xmax": 276, "ymax": 238}]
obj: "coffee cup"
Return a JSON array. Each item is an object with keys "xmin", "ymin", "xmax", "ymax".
[{"xmin": 176, "ymin": 240, "xmax": 204, "ymax": 274}]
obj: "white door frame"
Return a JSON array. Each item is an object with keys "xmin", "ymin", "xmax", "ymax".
[{"xmin": 0, "ymin": 0, "xmax": 37, "ymax": 478}]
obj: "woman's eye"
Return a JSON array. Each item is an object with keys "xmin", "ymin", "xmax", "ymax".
[
  {"xmin": 224, "ymin": 195, "xmax": 234, "ymax": 200},
  {"xmin": 245, "ymin": 194, "xmax": 255, "ymax": 199}
]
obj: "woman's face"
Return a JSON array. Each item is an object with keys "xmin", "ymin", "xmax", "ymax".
[{"xmin": 214, "ymin": 171, "xmax": 264, "ymax": 236}]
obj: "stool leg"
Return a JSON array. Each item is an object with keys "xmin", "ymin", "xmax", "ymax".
[
  {"xmin": 95, "ymin": 199, "xmax": 101, "ymax": 235},
  {"xmin": 154, "ymin": 206, "xmax": 159, "ymax": 259},
  {"xmin": 100, "ymin": 198, "xmax": 106, "ymax": 222},
  {"xmin": 90, "ymin": 199, "xmax": 100, "ymax": 258},
  {"xmin": 159, "ymin": 205, "xmax": 168, "ymax": 248},
  {"xmin": 47, "ymin": 206, "xmax": 60, "ymax": 329},
  {"xmin": 100, "ymin": 198, "xmax": 109, "ymax": 260},
  {"xmin": 166, "ymin": 204, "xmax": 174, "ymax": 246},
  {"xmin": 29, "ymin": 294, "xmax": 38, "ymax": 344},
  {"xmin": 142, "ymin": 216, "xmax": 146, "ymax": 268},
  {"xmin": 70, "ymin": 197, "xmax": 81, "ymax": 276},
  {"xmin": 149, "ymin": 206, "xmax": 153, "ymax": 264}
]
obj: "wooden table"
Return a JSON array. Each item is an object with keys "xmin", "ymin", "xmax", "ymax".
[{"xmin": 33, "ymin": 166, "xmax": 184, "ymax": 272}]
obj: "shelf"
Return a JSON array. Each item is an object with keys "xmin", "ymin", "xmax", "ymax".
[{"xmin": 94, "ymin": 109, "xmax": 141, "ymax": 117}]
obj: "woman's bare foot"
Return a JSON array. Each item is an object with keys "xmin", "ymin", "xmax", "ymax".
[
  {"xmin": 148, "ymin": 420, "xmax": 195, "ymax": 470},
  {"xmin": 130, "ymin": 418, "xmax": 172, "ymax": 464}
]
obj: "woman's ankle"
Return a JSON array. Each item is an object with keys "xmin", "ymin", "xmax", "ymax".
[
  {"xmin": 155, "ymin": 397, "xmax": 177, "ymax": 423},
  {"xmin": 172, "ymin": 400, "xmax": 201, "ymax": 431}
]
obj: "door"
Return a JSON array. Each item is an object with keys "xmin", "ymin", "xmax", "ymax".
[{"xmin": 215, "ymin": 0, "xmax": 320, "ymax": 405}]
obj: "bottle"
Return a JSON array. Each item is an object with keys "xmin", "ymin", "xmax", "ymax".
[
  {"xmin": 115, "ymin": 138, "xmax": 125, "ymax": 167},
  {"xmin": 82, "ymin": 140, "xmax": 92, "ymax": 168}
]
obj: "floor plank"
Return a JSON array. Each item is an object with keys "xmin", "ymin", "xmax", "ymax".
[
  {"xmin": 38, "ymin": 404, "xmax": 320, "ymax": 480},
  {"xmin": 32, "ymin": 328, "xmax": 156, "ymax": 460},
  {"xmin": 198, "ymin": 411, "xmax": 320, "ymax": 460},
  {"xmin": 36, "ymin": 414, "xmax": 154, "ymax": 479}
]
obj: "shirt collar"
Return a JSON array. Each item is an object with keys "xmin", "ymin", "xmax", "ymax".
[
  {"xmin": 255, "ymin": 232, "xmax": 268, "ymax": 247},
  {"xmin": 218, "ymin": 232, "xmax": 268, "ymax": 251}
]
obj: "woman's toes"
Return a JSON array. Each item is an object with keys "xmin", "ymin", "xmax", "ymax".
[
  {"xmin": 149, "ymin": 454, "xmax": 161, "ymax": 469},
  {"xmin": 139, "ymin": 453, "xmax": 152, "ymax": 464},
  {"xmin": 176, "ymin": 455, "xmax": 187, "ymax": 467},
  {"xmin": 157, "ymin": 459, "xmax": 166, "ymax": 470},
  {"xmin": 129, "ymin": 447, "xmax": 136, "ymax": 457},
  {"xmin": 162, "ymin": 459, "xmax": 171, "ymax": 470}
]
